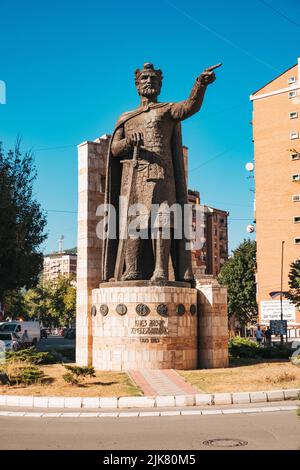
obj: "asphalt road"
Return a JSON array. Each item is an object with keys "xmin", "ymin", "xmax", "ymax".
[
  {"xmin": 0, "ymin": 410, "xmax": 299, "ymax": 450},
  {"xmin": 37, "ymin": 336, "xmax": 75, "ymax": 351}
]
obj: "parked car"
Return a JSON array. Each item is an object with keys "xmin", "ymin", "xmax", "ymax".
[
  {"xmin": 65, "ymin": 328, "xmax": 76, "ymax": 339},
  {"xmin": 0, "ymin": 332, "xmax": 22, "ymax": 351},
  {"xmin": 40, "ymin": 328, "xmax": 48, "ymax": 339},
  {"xmin": 63, "ymin": 328, "xmax": 70, "ymax": 338},
  {"xmin": 0, "ymin": 321, "xmax": 40, "ymax": 347}
]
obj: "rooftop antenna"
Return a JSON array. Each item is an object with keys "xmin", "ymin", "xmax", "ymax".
[{"xmin": 58, "ymin": 235, "xmax": 64, "ymax": 254}]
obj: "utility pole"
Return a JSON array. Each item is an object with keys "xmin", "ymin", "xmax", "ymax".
[{"xmin": 280, "ymin": 240, "xmax": 285, "ymax": 344}]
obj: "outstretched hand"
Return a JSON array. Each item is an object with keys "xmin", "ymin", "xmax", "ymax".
[{"xmin": 199, "ymin": 63, "xmax": 222, "ymax": 86}]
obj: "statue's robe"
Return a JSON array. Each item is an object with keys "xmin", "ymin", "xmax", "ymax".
[{"xmin": 102, "ymin": 102, "xmax": 193, "ymax": 283}]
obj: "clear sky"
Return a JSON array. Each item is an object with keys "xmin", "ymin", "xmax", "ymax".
[{"xmin": 0, "ymin": 0, "xmax": 299, "ymax": 254}]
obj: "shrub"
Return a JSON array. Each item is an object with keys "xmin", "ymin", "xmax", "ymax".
[
  {"xmin": 290, "ymin": 355, "xmax": 300, "ymax": 366},
  {"xmin": 229, "ymin": 337, "xmax": 259, "ymax": 358},
  {"xmin": 5, "ymin": 361, "xmax": 44, "ymax": 385},
  {"xmin": 5, "ymin": 348, "xmax": 58, "ymax": 365},
  {"xmin": 265, "ymin": 371, "xmax": 296, "ymax": 384},
  {"xmin": 259, "ymin": 344, "xmax": 292, "ymax": 359},
  {"xmin": 62, "ymin": 373, "xmax": 79, "ymax": 386},
  {"xmin": 64, "ymin": 365, "xmax": 95, "ymax": 378},
  {"xmin": 229, "ymin": 337, "xmax": 293, "ymax": 359}
]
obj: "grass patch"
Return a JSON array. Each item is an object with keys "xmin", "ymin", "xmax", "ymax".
[
  {"xmin": 179, "ymin": 360, "xmax": 300, "ymax": 393},
  {"xmin": 0, "ymin": 363, "xmax": 142, "ymax": 397}
]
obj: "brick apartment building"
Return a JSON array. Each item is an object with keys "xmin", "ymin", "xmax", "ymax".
[
  {"xmin": 43, "ymin": 252, "xmax": 77, "ymax": 282},
  {"xmin": 188, "ymin": 189, "xmax": 229, "ymax": 278},
  {"xmin": 251, "ymin": 58, "xmax": 300, "ymax": 337}
]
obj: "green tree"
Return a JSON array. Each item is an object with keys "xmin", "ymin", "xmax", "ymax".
[
  {"xmin": 24, "ymin": 283, "xmax": 54, "ymax": 325},
  {"xmin": 218, "ymin": 239, "xmax": 258, "ymax": 326},
  {"xmin": 24, "ymin": 277, "xmax": 76, "ymax": 326},
  {"xmin": 285, "ymin": 259, "xmax": 300, "ymax": 307},
  {"xmin": 0, "ymin": 141, "xmax": 47, "ymax": 301},
  {"xmin": 2, "ymin": 289, "xmax": 27, "ymax": 320}
]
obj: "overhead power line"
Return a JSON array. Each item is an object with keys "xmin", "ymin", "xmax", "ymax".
[
  {"xmin": 257, "ymin": 0, "xmax": 300, "ymax": 30},
  {"xmin": 164, "ymin": 0, "xmax": 280, "ymax": 72}
]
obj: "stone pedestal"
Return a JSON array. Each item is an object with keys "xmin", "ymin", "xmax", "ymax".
[
  {"xmin": 196, "ymin": 277, "xmax": 229, "ymax": 369},
  {"xmin": 76, "ymin": 136, "xmax": 109, "ymax": 366},
  {"xmin": 91, "ymin": 282, "xmax": 198, "ymax": 370}
]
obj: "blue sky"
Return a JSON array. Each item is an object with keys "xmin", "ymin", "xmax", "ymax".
[{"xmin": 0, "ymin": 0, "xmax": 299, "ymax": 254}]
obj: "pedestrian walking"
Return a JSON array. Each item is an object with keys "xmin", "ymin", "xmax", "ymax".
[{"xmin": 255, "ymin": 325, "xmax": 263, "ymax": 346}]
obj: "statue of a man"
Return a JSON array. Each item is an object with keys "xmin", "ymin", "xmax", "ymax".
[{"xmin": 102, "ymin": 62, "xmax": 219, "ymax": 284}]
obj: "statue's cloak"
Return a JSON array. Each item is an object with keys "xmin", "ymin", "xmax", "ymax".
[{"xmin": 101, "ymin": 102, "xmax": 192, "ymax": 282}]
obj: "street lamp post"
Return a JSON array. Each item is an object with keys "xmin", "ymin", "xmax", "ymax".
[{"xmin": 280, "ymin": 241, "xmax": 285, "ymax": 344}]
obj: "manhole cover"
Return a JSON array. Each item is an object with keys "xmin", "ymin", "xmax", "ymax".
[{"xmin": 203, "ymin": 438, "xmax": 248, "ymax": 448}]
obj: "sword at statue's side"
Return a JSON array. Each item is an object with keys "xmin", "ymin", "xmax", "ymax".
[{"xmin": 114, "ymin": 139, "xmax": 141, "ymax": 281}]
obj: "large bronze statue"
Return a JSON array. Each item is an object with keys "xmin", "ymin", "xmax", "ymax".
[{"xmin": 102, "ymin": 62, "xmax": 220, "ymax": 284}]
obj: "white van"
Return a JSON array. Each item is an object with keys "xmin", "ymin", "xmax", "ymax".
[{"xmin": 0, "ymin": 321, "xmax": 40, "ymax": 346}]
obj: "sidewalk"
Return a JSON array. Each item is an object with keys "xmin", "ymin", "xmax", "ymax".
[{"xmin": 129, "ymin": 369, "xmax": 200, "ymax": 396}]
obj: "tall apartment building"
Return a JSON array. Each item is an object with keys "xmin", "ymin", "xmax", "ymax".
[
  {"xmin": 188, "ymin": 189, "xmax": 229, "ymax": 277},
  {"xmin": 43, "ymin": 252, "xmax": 77, "ymax": 282},
  {"xmin": 251, "ymin": 58, "xmax": 300, "ymax": 337}
]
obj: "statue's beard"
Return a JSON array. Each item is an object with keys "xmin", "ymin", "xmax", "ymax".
[{"xmin": 138, "ymin": 85, "xmax": 160, "ymax": 98}]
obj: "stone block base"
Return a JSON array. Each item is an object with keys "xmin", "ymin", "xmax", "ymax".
[
  {"xmin": 91, "ymin": 283, "xmax": 198, "ymax": 370},
  {"xmin": 196, "ymin": 277, "xmax": 229, "ymax": 369}
]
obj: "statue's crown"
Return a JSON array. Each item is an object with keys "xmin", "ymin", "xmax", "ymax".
[{"xmin": 135, "ymin": 63, "xmax": 163, "ymax": 83}]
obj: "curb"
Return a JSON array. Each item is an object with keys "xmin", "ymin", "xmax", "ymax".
[
  {"xmin": 0, "ymin": 405, "xmax": 298, "ymax": 419},
  {"xmin": 0, "ymin": 388, "xmax": 299, "ymax": 409}
]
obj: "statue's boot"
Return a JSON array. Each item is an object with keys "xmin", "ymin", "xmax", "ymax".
[
  {"xmin": 151, "ymin": 233, "xmax": 170, "ymax": 282},
  {"xmin": 121, "ymin": 238, "xmax": 142, "ymax": 281}
]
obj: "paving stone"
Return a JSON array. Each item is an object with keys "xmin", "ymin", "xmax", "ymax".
[
  {"xmin": 232, "ymin": 392, "xmax": 250, "ymax": 404},
  {"xmin": 221, "ymin": 409, "xmax": 243, "ymax": 414},
  {"xmin": 118, "ymin": 396, "xmax": 155, "ymax": 409},
  {"xmin": 119, "ymin": 412, "xmax": 139, "ymax": 417},
  {"xmin": 48, "ymin": 397, "xmax": 65, "ymax": 408},
  {"xmin": 99, "ymin": 397, "xmax": 118, "ymax": 409},
  {"xmin": 283, "ymin": 389, "xmax": 300, "ymax": 400},
  {"xmin": 82, "ymin": 397, "xmax": 100, "ymax": 409},
  {"xmin": 0, "ymin": 396, "xmax": 7, "ymax": 406},
  {"xmin": 64, "ymin": 397, "xmax": 82, "ymax": 409},
  {"xmin": 19, "ymin": 396, "xmax": 34, "ymax": 407},
  {"xmin": 267, "ymin": 390, "xmax": 284, "ymax": 402},
  {"xmin": 214, "ymin": 393, "xmax": 232, "ymax": 405},
  {"xmin": 180, "ymin": 410, "xmax": 202, "ymax": 416},
  {"xmin": 195, "ymin": 394, "xmax": 212, "ymax": 406},
  {"xmin": 175, "ymin": 395, "xmax": 195, "ymax": 407},
  {"xmin": 160, "ymin": 411, "xmax": 181, "ymax": 416},
  {"xmin": 155, "ymin": 396, "xmax": 175, "ymax": 407},
  {"xmin": 139, "ymin": 411, "xmax": 160, "ymax": 417},
  {"xmin": 250, "ymin": 391, "xmax": 267, "ymax": 403},
  {"xmin": 33, "ymin": 397, "xmax": 49, "ymax": 408},
  {"xmin": 5, "ymin": 396, "xmax": 20, "ymax": 406}
]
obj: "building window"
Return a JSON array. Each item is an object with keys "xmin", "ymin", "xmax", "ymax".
[
  {"xmin": 290, "ymin": 132, "xmax": 299, "ymax": 140},
  {"xmin": 294, "ymin": 216, "xmax": 300, "ymax": 223},
  {"xmin": 292, "ymin": 195, "xmax": 300, "ymax": 202},
  {"xmin": 288, "ymin": 76, "xmax": 296, "ymax": 84},
  {"xmin": 292, "ymin": 174, "xmax": 300, "ymax": 182},
  {"xmin": 294, "ymin": 238, "xmax": 300, "ymax": 245},
  {"xmin": 289, "ymin": 91, "xmax": 297, "ymax": 99},
  {"xmin": 290, "ymin": 112, "xmax": 298, "ymax": 119},
  {"xmin": 291, "ymin": 153, "xmax": 300, "ymax": 161}
]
